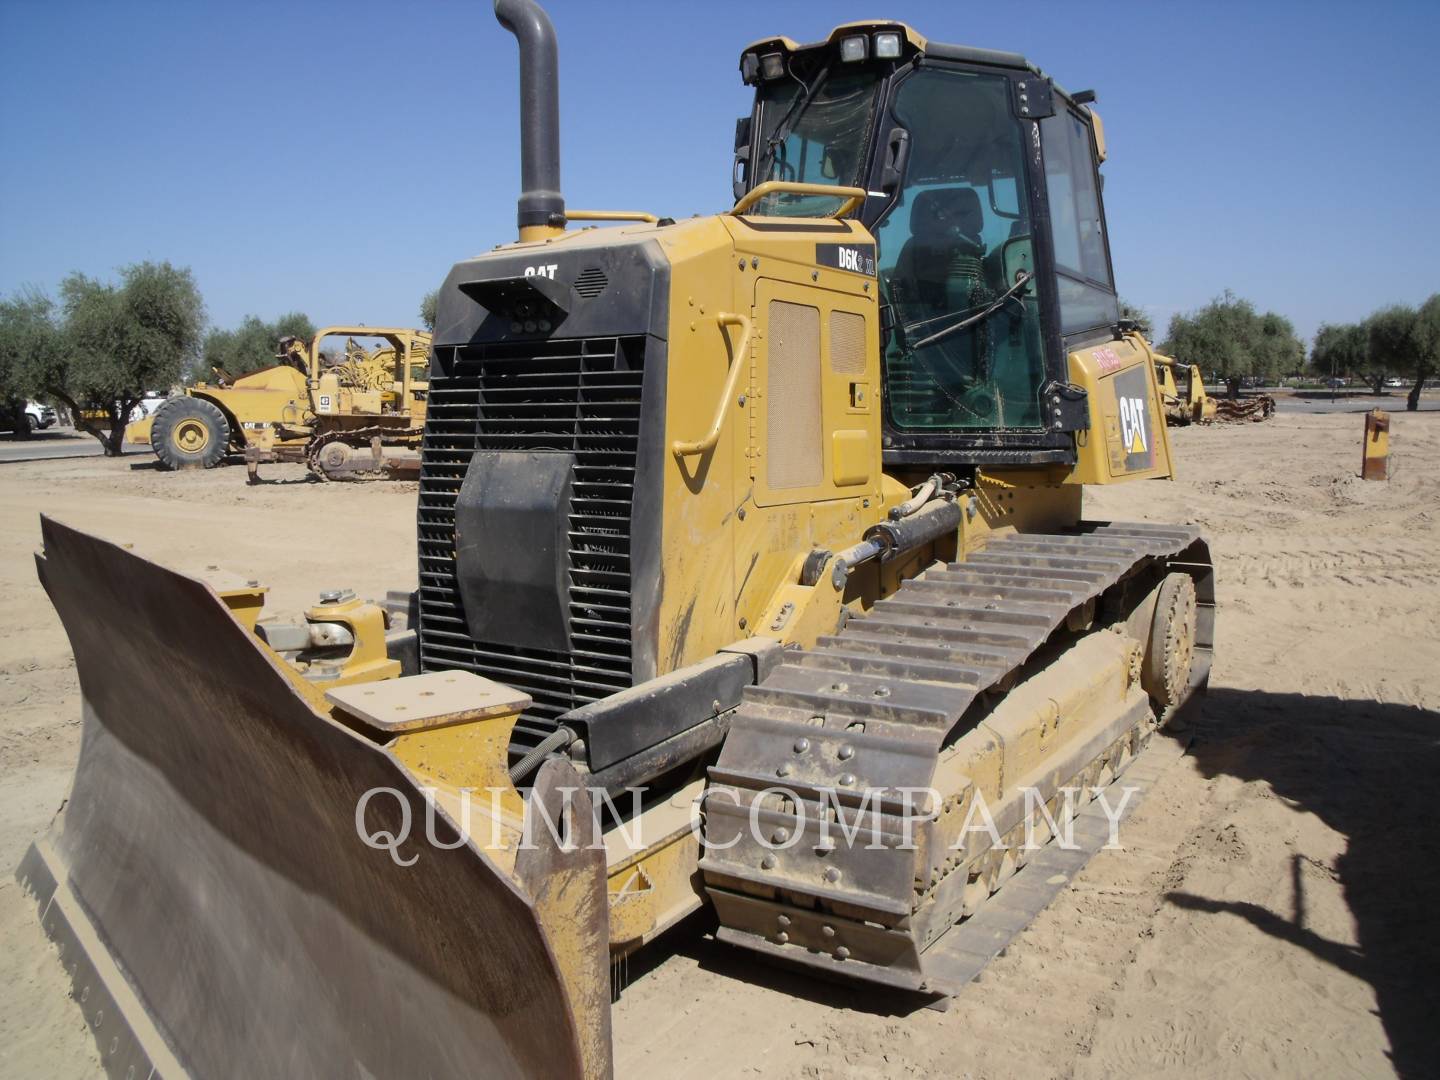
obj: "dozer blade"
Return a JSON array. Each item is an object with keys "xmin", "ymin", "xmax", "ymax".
[{"xmin": 17, "ymin": 517, "xmax": 611, "ymax": 1078}]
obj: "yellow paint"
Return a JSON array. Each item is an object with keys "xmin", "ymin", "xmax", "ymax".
[
  {"xmin": 831, "ymin": 429, "xmax": 871, "ymax": 486},
  {"xmin": 566, "ymin": 209, "xmax": 660, "ymax": 224},
  {"xmin": 126, "ymin": 327, "xmax": 432, "ymax": 458},
  {"xmin": 1362, "ymin": 408, "xmax": 1390, "ymax": 480},
  {"xmin": 670, "ymin": 312, "xmax": 753, "ymax": 457},
  {"xmin": 1066, "ymin": 332, "xmax": 1176, "ymax": 485},
  {"xmin": 214, "ymin": 584, "xmax": 268, "ymax": 632},
  {"xmin": 1089, "ymin": 106, "xmax": 1107, "ymax": 162},
  {"xmin": 731, "ymin": 180, "xmax": 867, "ymax": 218},
  {"xmin": 390, "ymin": 715, "xmax": 528, "ymax": 841},
  {"xmin": 926, "ymin": 631, "xmax": 1143, "ymax": 866},
  {"xmin": 741, "ymin": 21, "xmax": 929, "ymax": 58},
  {"xmin": 518, "ymin": 223, "xmax": 566, "ymax": 242},
  {"xmin": 603, "ymin": 780, "xmax": 708, "ymax": 952},
  {"xmin": 1154, "ymin": 354, "xmax": 1216, "ymax": 424},
  {"xmin": 300, "ymin": 596, "xmax": 402, "ymax": 686}
]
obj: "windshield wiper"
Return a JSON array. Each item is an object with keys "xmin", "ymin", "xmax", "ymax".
[
  {"xmin": 909, "ymin": 272, "xmax": 1034, "ymax": 350},
  {"xmin": 755, "ymin": 63, "xmax": 832, "ymax": 183}
]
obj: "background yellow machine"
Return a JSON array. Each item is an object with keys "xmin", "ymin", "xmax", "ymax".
[
  {"xmin": 21, "ymin": 2, "xmax": 1215, "ymax": 1076},
  {"xmin": 1153, "ymin": 355, "xmax": 1275, "ymax": 425},
  {"xmin": 1154, "ymin": 354, "xmax": 1217, "ymax": 424},
  {"xmin": 128, "ymin": 325, "xmax": 432, "ymax": 477}
]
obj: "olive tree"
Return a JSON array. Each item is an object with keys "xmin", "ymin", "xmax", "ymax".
[
  {"xmin": 1412, "ymin": 294, "xmax": 1440, "ymax": 411},
  {"xmin": 1310, "ymin": 322, "xmax": 1369, "ymax": 388},
  {"xmin": 1254, "ymin": 311, "xmax": 1305, "ymax": 384},
  {"xmin": 0, "ymin": 289, "xmax": 66, "ymax": 436},
  {"xmin": 22, "ymin": 262, "xmax": 206, "ymax": 455},
  {"xmin": 201, "ymin": 311, "xmax": 315, "ymax": 381},
  {"xmin": 419, "ymin": 289, "xmax": 438, "ymax": 332},
  {"xmin": 1164, "ymin": 291, "xmax": 1248, "ymax": 398},
  {"xmin": 1371, "ymin": 298, "xmax": 1439, "ymax": 412},
  {"xmin": 1164, "ymin": 290, "xmax": 1303, "ymax": 397}
]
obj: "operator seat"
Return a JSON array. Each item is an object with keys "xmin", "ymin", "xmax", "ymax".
[
  {"xmin": 892, "ymin": 187, "xmax": 992, "ymax": 317},
  {"xmin": 889, "ymin": 186, "xmax": 999, "ymax": 397}
]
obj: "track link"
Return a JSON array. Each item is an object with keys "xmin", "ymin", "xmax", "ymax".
[{"xmin": 700, "ymin": 521, "xmax": 1213, "ymax": 994}]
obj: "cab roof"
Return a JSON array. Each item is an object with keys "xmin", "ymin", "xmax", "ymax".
[{"xmin": 740, "ymin": 21, "xmax": 1035, "ymax": 76}]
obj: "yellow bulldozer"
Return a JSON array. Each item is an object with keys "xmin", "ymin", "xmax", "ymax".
[
  {"xmin": 126, "ymin": 326, "xmax": 432, "ymax": 478},
  {"xmin": 1154, "ymin": 354, "xmax": 1217, "ymax": 424},
  {"xmin": 20, "ymin": 4, "xmax": 1215, "ymax": 1076},
  {"xmin": 1154, "ymin": 355, "xmax": 1275, "ymax": 425}
]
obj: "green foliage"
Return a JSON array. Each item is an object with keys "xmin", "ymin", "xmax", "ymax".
[
  {"xmin": 0, "ymin": 288, "xmax": 65, "ymax": 403},
  {"xmin": 1310, "ymin": 322, "xmax": 1367, "ymax": 377},
  {"xmin": 58, "ymin": 263, "xmax": 204, "ymax": 402},
  {"xmin": 1117, "ymin": 298, "xmax": 1154, "ymax": 339},
  {"xmin": 1367, "ymin": 305, "xmax": 1418, "ymax": 374},
  {"xmin": 3, "ymin": 262, "xmax": 205, "ymax": 454},
  {"xmin": 1412, "ymin": 293, "xmax": 1440, "ymax": 410},
  {"xmin": 1303, "ymin": 298, "xmax": 1438, "ymax": 407},
  {"xmin": 419, "ymin": 289, "xmax": 438, "ymax": 332},
  {"xmin": 202, "ymin": 311, "xmax": 315, "ymax": 380},
  {"xmin": 1162, "ymin": 290, "xmax": 1304, "ymax": 392},
  {"xmin": 1366, "ymin": 302, "xmax": 1429, "ymax": 410},
  {"xmin": 1254, "ymin": 311, "xmax": 1304, "ymax": 382},
  {"xmin": 1415, "ymin": 294, "xmax": 1440, "ymax": 368}
]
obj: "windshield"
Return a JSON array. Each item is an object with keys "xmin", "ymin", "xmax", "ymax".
[
  {"xmin": 752, "ymin": 68, "xmax": 881, "ymax": 216},
  {"xmin": 874, "ymin": 68, "xmax": 1047, "ymax": 431}
]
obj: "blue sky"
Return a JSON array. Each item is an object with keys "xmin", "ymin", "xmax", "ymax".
[{"xmin": 2, "ymin": 0, "xmax": 1437, "ymax": 344}]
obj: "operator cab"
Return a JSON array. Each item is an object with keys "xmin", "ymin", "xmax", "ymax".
[{"xmin": 735, "ymin": 24, "xmax": 1117, "ymax": 466}]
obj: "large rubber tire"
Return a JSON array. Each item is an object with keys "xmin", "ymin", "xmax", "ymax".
[
  {"xmin": 25, "ymin": 413, "xmax": 38, "ymax": 433},
  {"xmin": 151, "ymin": 397, "xmax": 230, "ymax": 470}
]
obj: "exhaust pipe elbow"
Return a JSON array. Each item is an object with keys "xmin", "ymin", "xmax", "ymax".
[{"xmin": 494, "ymin": 0, "xmax": 564, "ymax": 235}]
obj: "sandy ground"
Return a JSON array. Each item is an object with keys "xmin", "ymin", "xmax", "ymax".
[{"xmin": 2, "ymin": 411, "xmax": 1437, "ymax": 1078}]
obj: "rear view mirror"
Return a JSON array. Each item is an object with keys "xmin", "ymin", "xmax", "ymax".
[
  {"xmin": 734, "ymin": 115, "xmax": 752, "ymax": 151},
  {"xmin": 733, "ymin": 116, "xmax": 752, "ymax": 201},
  {"xmin": 988, "ymin": 170, "xmax": 1020, "ymax": 218}
]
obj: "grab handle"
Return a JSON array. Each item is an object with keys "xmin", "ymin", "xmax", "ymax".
[
  {"xmin": 672, "ymin": 312, "xmax": 752, "ymax": 458},
  {"xmin": 730, "ymin": 181, "xmax": 867, "ymax": 218}
]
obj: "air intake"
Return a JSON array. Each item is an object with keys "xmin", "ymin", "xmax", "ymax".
[{"xmin": 574, "ymin": 267, "xmax": 608, "ymax": 298}]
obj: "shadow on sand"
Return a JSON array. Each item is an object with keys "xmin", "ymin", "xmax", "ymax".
[
  {"xmin": 618, "ymin": 688, "xmax": 1440, "ymax": 1073},
  {"xmin": 1169, "ymin": 688, "xmax": 1439, "ymax": 1079}
]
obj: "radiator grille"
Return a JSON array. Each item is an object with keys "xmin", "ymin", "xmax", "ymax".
[{"xmin": 417, "ymin": 336, "xmax": 646, "ymax": 754}]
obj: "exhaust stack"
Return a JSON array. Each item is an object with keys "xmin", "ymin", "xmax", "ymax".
[{"xmin": 494, "ymin": 0, "xmax": 564, "ymax": 239}]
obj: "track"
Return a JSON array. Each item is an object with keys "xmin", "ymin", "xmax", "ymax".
[
  {"xmin": 306, "ymin": 424, "xmax": 422, "ymax": 480},
  {"xmin": 701, "ymin": 521, "xmax": 1213, "ymax": 995}
]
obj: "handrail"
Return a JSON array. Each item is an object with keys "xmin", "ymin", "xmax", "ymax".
[
  {"xmin": 565, "ymin": 209, "xmax": 660, "ymax": 224},
  {"xmin": 729, "ymin": 181, "xmax": 868, "ymax": 218},
  {"xmin": 671, "ymin": 312, "xmax": 752, "ymax": 458}
]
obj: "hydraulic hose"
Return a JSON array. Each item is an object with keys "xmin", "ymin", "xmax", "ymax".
[
  {"xmin": 508, "ymin": 725, "xmax": 575, "ymax": 785},
  {"xmin": 890, "ymin": 473, "xmax": 955, "ymax": 520}
]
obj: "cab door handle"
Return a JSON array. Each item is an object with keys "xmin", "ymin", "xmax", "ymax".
[{"xmin": 672, "ymin": 312, "xmax": 752, "ymax": 458}]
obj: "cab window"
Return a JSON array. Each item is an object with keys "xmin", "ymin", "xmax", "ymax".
[
  {"xmin": 1041, "ymin": 108, "xmax": 1118, "ymax": 335},
  {"xmin": 874, "ymin": 68, "xmax": 1047, "ymax": 431},
  {"xmin": 752, "ymin": 70, "xmax": 881, "ymax": 217}
]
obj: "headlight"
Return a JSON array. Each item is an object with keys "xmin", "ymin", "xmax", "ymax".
[
  {"xmin": 760, "ymin": 52, "xmax": 785, "ymax": 80},
  {"xmin": 740, "ymin": 52, "xmax": 760, "ymax": 84},
  {"xmin": 839, "ymin": 35, "xmax": 868, "ymax": 62},
  {"xmin": 873, "ymin": 32, "xmax": 902, "ymax": 59}
]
